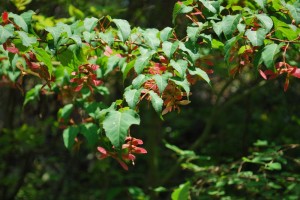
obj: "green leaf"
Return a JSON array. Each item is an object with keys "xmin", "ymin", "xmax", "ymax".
[
  {"xmin": 286, "ymin": 2, "xmax": 300, "ymax": 25},
  {"xmin": 84, "ymin": 17, "xmax": 98, "ymax": 32},
  {"xmin": 17, "ymin": 31, "xmax": 37, "ymax": 47},
  {"xmin": 222, "ymin": 14, "xmax": 241, "ymax": 39},
  {"xmin": 63, "ymin": 126, "xmax": 79, "ymax": 149},
  {"xmin": 199, "ymin": 0, "xmax": 217, "ymax": 13},
  {"xmin": 149, "ymin": 91, "xmax": 163, "ymax": 115},
  {"xmin": 34, "ymin": 47, "xmax": 53, "ymax": 75},
  {"xmin": 124, "ymin": 89, "xmax": 142, "ymax": 109},
  {"xmin": 224, "ymin": 35, "xmax": 240, "ymax": 64},
  {"xmin": 211, "ymin": 39, "xmax": 224, "ymax": 49},
  {"xmin": 121, "ymin": 59, "xmax": 135, "ymax": 81},
  {"xmin": 170, "ymin": 77, "xmax": 190, "ymax": 98},
  {"xmin": 0, "ymin": 25, "xmax": 14, "ymax": 44},
  {"xmin": 171, "ymin": 182, "xmax": 191, "ymax": 200},
  {"xmin": 172, "ymin": 2, "xmax": 194, "ymax": 24},
  {"xmin": 70, "ymin": 35, "xmax": 82, "ymax": 47},
  {"xmin": 212, "ymin": 21, "xmax": 223, "ymax": 37},
  {"xmin": 103, "ymin": 109, "xmax": 140, "ymax": 148},
  {"xmin": 256, "ymin": 14, "xmax": 273, "ymax": 33},
  {"xmin": 105, "ymin": 55, "xmax": 121, "ymax": 75},
  {"xmin": 132, "ymin": 74, "xmax": 147, "ymax": 89},
  {"xmin": 261, "ymin": 43, "xmax": 280, "ymax": 69},
  {"xmin": 68, "ymin": 4, "xmax": 85, "ymax": 19},
  {"xmin": 58, "ymin": 104, "xmax": 74, "ymax": 121},
  {"xmin": 80, "ymin": 123, "xmax": 99, "ymax": 147},
  {"xmin": 162, "ymin": 41, "xmax": 179, "ymax": 59},
  {"xmin": 20, "ymin": 10, "xmax": 35, "ymax": 26},
  {"xmin": 170, "ymin": 59, "xmax": 188, "ymax": 78},
  {"xmin": 45, "ymin": 26, "xmax": 62, "ymax": 46},
  {"xmin": 187, "ymin": 26, "xmax": 202, "ymax": 43},
  {"xmin": 245, "ymin": 29, "xmax": 266, "ymax": 46},
  {"xmin": 23, "ymin": 84, "xmax": 42, "ymax": 106},
  {"xmin": 254, "ymin": 0, "xmax": 266, "ymax": 9},
  {"xmin": 143, "ymin": 28, "xmax": 160, "ymax": 50},
  {"xmin": 153, "ymin": 74, "xmax": 169, "ymax": 94},
  {"xmin": 265, "ymin": 162, "xmax": 282, "ymax": 171},
  {"xmin": 113, "ymin": 19, "xmax": 131, "ymax": 42},
  {"xmin": 134, "ymin": 52, "xmax": 152, "ymax": 74},
  {"xmin": 160, "ymin": 27, "xmax": 173, "ymax": 42},
  {"xmin": 188, "ymin": 67, "xmax": 210, "ymax": 84},
  {"xmin": 9, "ymin": 13, "xmax": 28, "ymax": 32}
]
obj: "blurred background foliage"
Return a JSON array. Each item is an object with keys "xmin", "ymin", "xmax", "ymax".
[{"xmin": 0, "ymin": 0, "xmax": 300, "ymax": 199}]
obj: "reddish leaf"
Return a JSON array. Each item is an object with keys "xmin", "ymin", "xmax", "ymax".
[
  {"xmin": 6, "ymin": 46, "xmax": 19, "ymax": 54},
  {"xmin": 284, "ymin": 77, "xmax": 289, "ymax": 92},
  {"xmin": 259, "ymin": 69, "xmax": 267, "ymax": 80},
  {"xmin": 2, "ymin": 12, "xmax": 8, "ymax": 23},
  {"xmin": 74, "ymin": 84, "xmax": 83, "ymax": 92},
  {"xmin": 133, "ymin": 147, "xmax": 147, "ymax": 154},
  {"xmin": 291, "ymin": 68, "xmax": 300, "ymax": 78},
  {"xmin": 116, "ymin": 159, "xmax": 129, "ymax": 170}
]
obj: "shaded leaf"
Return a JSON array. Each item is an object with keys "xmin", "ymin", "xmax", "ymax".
[
  {"xmin": 171, "ymin": 182, "xmax": 191, "ymax": 200},
  {"xmin": 63, "ymin": 126, "xmax": 79, "ymax": 149}
]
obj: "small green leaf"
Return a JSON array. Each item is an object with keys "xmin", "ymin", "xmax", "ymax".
[
  {"xmin": 199, "ymin": 0, "xmax": 217, "ymax": 13},
  {"xmin": 0, "ymin": 24, "xmax": 14, "ymax": 44},
  {"xmin": 80, "ymin": 123, "xmax": 99, "ymax": 147},
  {"xmin": 58, "ymin": 104, "xmax": 74, "ymax": 121},
  {"xmin": 171, "ymin": 182, "xmax": 191, "ymax": 200},
  {"xmin": 17, "ymin": 31, "xmax": 37, "ymax": 47},
  {"xmin": 261, "ymin": 43, "xmax": 280, "ymax": 69},
  {"xmin": 265, "ymin": 162, "xmax": 282, "ymax": 171},
  {"xmin": 122, "ymin": 60, "xmax": 135, "ymax": 81},
  {"xmin": 170, "ymin": 77, "xmax": 190, "ymax": 98},
  {"xmin": 187, "ymin": 26, "xmax": 202, "ymax": 43},
  {"xmin": 162, "ymin": 41, "xmax": 179, "ymax": 59},
  {"xmin": 212, "ymin": 21, "xmax": 223, "ymax": 37},
  {"xmin": 84, "ymin": 17, "xmax": 98, "ymax": 32},
  {"xmin": 9, "ymin": 13, "xmax": 28, "ymax": 31},
  {"xmin": 149, "ymin": 91, "xmax": 163, "ymax": 115},
  {"xmin": 113, "ymin": 19, "xmax": 131, "ymax": 42},
  {"xmin": 132, "ymin": 74, "xmax": 147, "ymax": 89},
  {"xmin": 224, "ymin": 35, "xmax": 240, "ymax": 64},
  {"xmin": 124, "ymin": 89, "xmax": 142, "ymax": 109},
  {"xmin": 68, "ymin": 4, "xmax": 85, "ymax": 19},
  {"xmin": 256, "ymin": 14, "xmax": 273, "ymax": 33},
  {"xmin": 245, "ymin": 28, "xmax": 266, "ymax": 46},
  {"xmin": 286, "ymin": 2, "xmax": 300, "ymax": 25},
  {"xmin": 222, "ymin": 14, "xmax": 241, "ymax": 39},
  {"xmin": 170, "ymin": 59, "xmax": 188, "ymax": 78},
  {"xmin": 188, "ymin": 67, "xmax": 210, "ymax": 84},
  {"xmin": 63, "ymin": 126, "xmax": 79, "ymax": 149},
  {"xmin": 160, "ymin": 27, "xmax": 173, "ymax": 42},
  {"xmin": 143, "ymin": 28, "xmax": 160, "ymax": 50},
  {"xmin": 254, "ymin": 0, "xmax": 266, "ymax": 9},
  {"xmin": 153, "ymin": 74, "xmax": 169, "ymax": 94},
  {"xmin": 172, "ymin": 2, "xmax": 194, "ymax": 24},
  {"xmin": 134, "ymin": 52, "xmax": 152, "ymax": 74},
  {"xmin": 34, "ymin": 47, "xmax": 53, "ymax": 75},
  {"xmin": 23, "ymin": 84, "xmax": 42, "ymax": 106},
  {"xmin": 103, "ymin": 109, "xmax": 140, "ymax": 148},
  {"xmin": 20, "ymin": 10, "xmax": 35, "ymax": 26}
]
